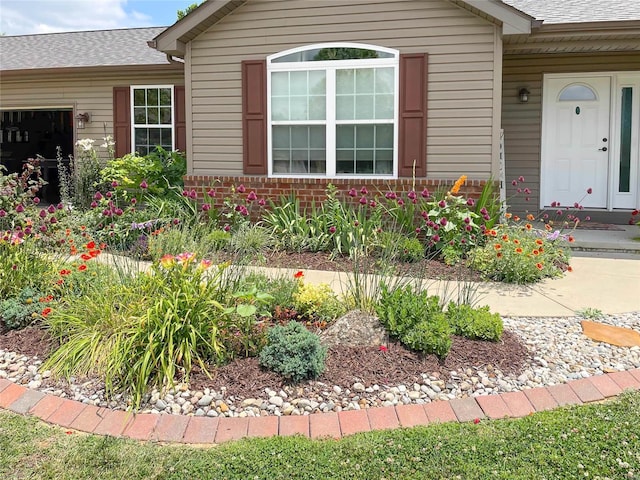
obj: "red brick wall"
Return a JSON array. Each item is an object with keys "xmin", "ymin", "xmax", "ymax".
[{"xmin": 183, "ymin": 175, "xmax": 489, "ymax": 211}]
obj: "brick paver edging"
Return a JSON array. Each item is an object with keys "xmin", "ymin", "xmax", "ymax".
[{"xmin": 1, "ymin": 369, "xmax": 639, "ymax": 445}]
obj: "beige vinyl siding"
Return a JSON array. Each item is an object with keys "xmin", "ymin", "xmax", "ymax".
[
  {"xmin": 0, "ymin": 69, "xmax": 184, "ymax": 158},
  {"xmin": 502, "ymin": 51, "xmax": 640, "ymax": 214},
  {"xmin": 187, "ymin": 0, "xmax": 500, "ymax": 179}
]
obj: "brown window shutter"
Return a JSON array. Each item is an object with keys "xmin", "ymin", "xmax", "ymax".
[
  {"xmin": 398, "ymin": 53, "xmax": 428, "ymax": 178},
  {"xmin": 113, "ymin": 87, "xmax": 131, "ymax": 158},
  {"xmin": 242, "ymin": 59, "xmax": 267, "ymax": 175},
  {"xmin": 174, "ymin": 86, "xmax": 187, "ymax": 153}
]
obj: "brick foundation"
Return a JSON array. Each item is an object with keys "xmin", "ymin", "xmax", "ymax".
[{"xmin": 183, "ymin": 175, "xmax": 489, "ymax": 211}]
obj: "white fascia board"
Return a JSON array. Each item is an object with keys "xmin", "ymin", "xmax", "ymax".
[{"xmin": 464, "ymin": 0, "xmax": 533, "ymax": 35}]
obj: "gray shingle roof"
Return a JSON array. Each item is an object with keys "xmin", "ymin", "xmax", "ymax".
[
  {"xmin": 0, "ymin": 27, "xmax": 169, "ymax": 71},
  {"xmin": 502, "ymin": 0, "xmax": 640, "ymax": 24}
]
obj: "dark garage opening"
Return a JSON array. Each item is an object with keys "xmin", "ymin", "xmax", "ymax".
[{"xmin": 0, "ymin": 109, "xmax": 74, "ymax": 204}]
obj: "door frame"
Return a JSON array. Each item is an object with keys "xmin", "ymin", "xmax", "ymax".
[{"xmin": 541, "ymin": 72, "xmax": 640, "ymax": 211}]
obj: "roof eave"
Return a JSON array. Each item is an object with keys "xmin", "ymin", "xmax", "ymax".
[
  {"xmin": 534, "ymin": 19, "xmax": 640, "ymax": 34},
  {"xmin": 153, "ymin": 0, "xmax": 246, "ymax": 57},
  {"xmin": 460, "ymin": 0, "xmax": 534, "ymax": 34},
  {"xmin": 0, "ymin": 63, "xmax": 183, "ymax": 78}
]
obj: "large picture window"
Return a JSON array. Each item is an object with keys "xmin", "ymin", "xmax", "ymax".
[
  {"xmin": 267, "ymin": 44, "xmax": 399, "ymax": 177},
  {"xmin": 131, "ymin": 85, "xmax": 174, "ymax": 155}
]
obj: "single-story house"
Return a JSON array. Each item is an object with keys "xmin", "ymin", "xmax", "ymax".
[{"xmin": 1, "ymin": 0, "xmax": 639, "ymax": 222}]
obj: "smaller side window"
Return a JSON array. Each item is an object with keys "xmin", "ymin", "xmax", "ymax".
[{"xmin": 131, "ymin": 85, "xmax": 174, "ymax": 155}]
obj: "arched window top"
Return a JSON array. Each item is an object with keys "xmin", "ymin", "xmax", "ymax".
[
  {"xmin": 268, "ymin": 43, "xmax": 398, "ymax": 64},
  {"xmin": 558, "ymin": 84, "xmax": 598, "ymax": 102}
]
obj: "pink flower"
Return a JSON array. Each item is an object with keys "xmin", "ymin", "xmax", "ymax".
[
  {"xmin": 359, "ymin": 196, "xmax": 367, "ymax": 205},
  {"xmin": 438, "ymin": 200, "xmax": 446, "ymax": 208},
  {"xmin": 49, "ymin": 216, "xmax": 57, "ymax": 224},
  {"xmin": 114, "ymin": 208, "xmax": 123, "ymax": 216},
  {"xmin": 94, "ymin": 192, "xmax": 103, "ymax": 201},
  {"xmin": 33, "ymin": 197, "xmax": 40, "ymax": 205},
  {"xmin": 247, "ymin": 191, "xmax": 257, "ymax": 201},
  {"xmin": 397, "ymin": 199, "xmax": 405, "ymax": 206},
  {"xmin": 518, "ymin": 176, "xmax": 525, "ymax": 182},
  {"xmin": 111, "ymin": 181, "xmax": 118, "ymax": 188},
  {"xmin": 432, "ymin": 234, "xmax": 440, "ymax": 242},
  {"xmin": 474, "ymin": 418, "xmax": 481, "ymax": 424},
  {"xmin": 223, "ymin": 224, "xmax": 231, "ymax": 232},
  {"xmin": 329, "ymin": 226, "xmax": 336, "ymax": 234},
  {"xmin": 106, "ymin": 191, "xmax": 112, "ymax": 198},
  {"xmin": 421, "ymin": 188, "xmax": 430, "ymax": 198},
  {"xmin": 188, "ymin": 189, "xmax": 197, "ymax": 199},
  {"xmin": 512, "ymin": 180, "xmax": 518, "ymax": 186},
  {"xmin": 182, "ymin": 190, "xmax": 188, "ymax": 197},
  {"xmin": 47, "ymin": 204, "xmax": 56, "ymax": 214},
  {"xmin": 385, "ymin": 191, "xmax": 397, "ymax": 200},
  {"xmin": 15, "ymin": 204, "xmax": 24, "ymax": 213},
  {"xmin": 131, "ymin": 198, "xmax": 137, "ymax": 204},
  {"xmin": 407, "ymin": 190, "xmax": 416, "ymax": 200},
  {"xmin": 440, "ymin": 217, "xmax": 447, "ymax": 226},
  {"xmin": 369, "ymin": 200, "xmax": 377, "ymax": 208},
  {"xmin": 466, "ymin": 198, "xmax": 475, "ymax": 207},
  {"xmin": 0, "ymin": 209, "xmax": 5, "ymax": 217},
  {"xmin": 360, "ymin": 187, "xmax": 368, "ymax": 195},
  {"xmin": 202, "ymin": 203, "xmax": 211, "ymax": 211},
  {"xmin": 587, "ymin": 187, "xmax": 593, "ymax": 194},
  {"xmin": 140, "ymin": 180, "xmax": 148, "ymax": 189},
  {"xmin": 258, "ymin": 198, "xmax": 266, "ymax": 206},
  {"xmin": 236, "ymin": 184, "xmax": 246, "ymax": 193},
  {"xmin": 379, "ymin": 345, "xmax": 388, "ymax": 352},
  {"xmin": 348, "ymin": 188, "xmax": 357, "ymax": 197},
  {"xmin": 207, "ymin": 188, "xmax": 216, "ymax": 198},
  {"xmin": 173, "ymin": 218, "xmax": 180, "ymax": 225}
]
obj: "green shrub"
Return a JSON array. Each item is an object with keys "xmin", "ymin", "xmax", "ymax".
[
  {"xmin": 292, "ymin": 281, "xmax": 345, "ymax": 322},
  {"xmin": 375, "ymin": 283, "xmax": 452, "ymax": 357},
  {"xmin": 259, "ymin": 321, "xmax": 326, "ymax": 383},
  {"xmin": 401, "ymin": 314, "xmax": 452, "ymax": 358},
  {"xmin": 446, "ymin": 302, "xmax": 503, "ymax": 341},
  {"xmin": 0, "ymin": 237, "xmax": 56, "ymax": 300},
  {"xmin": 0, "ymin": 287, "xmax": 46, "ymax": 330},
  {"xmin": 374, "ymin": 232, "xmax": 424, "ymax": 263}
]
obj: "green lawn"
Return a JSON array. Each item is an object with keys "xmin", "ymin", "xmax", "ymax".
[{"xmin": 1, "ymin": 391, "xmax": 639, "ymax": 480}]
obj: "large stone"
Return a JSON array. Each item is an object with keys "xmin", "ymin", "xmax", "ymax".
[
  {"xmin": 581, "ymin": 321, "xmax": 640, "ymax": 347},
  {"xmin": 319, "ymin": 310, "xmax": 388, "ymax": 347}
]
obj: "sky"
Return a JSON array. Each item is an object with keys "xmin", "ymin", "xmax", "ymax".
[{"xmin": 0, "ymin": 0, "xmax": 198, "ymax": 36}]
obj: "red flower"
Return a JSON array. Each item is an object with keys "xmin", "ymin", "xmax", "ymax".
[
  {"xmin": 78, "ymin": 264, "xmax": 87, "ymax": 271},
  {"xmin": 294, "ymin": 271, "xmax": 304, "ymax": 279},
  {"xmin": 86, "ymin": 241, "xmax": 96, "ymax": 249},
  {"xmin": 473, "ymin": 418, "xmax": 481, "ymax": 424},
  {"xmin": 89, "ymin": 249, "xmax": 101, "ymax": 258},
  {"xmin": 60, "ymin": 269, "xmax": 71, "ymax": 276},
  {"xmin": 41, "ymin": 307, "xmax": 52, "ymax": 317},
  {"xmin": 80, "ymin": 254, "xmax": 91, "ymax": 261},
  {"xmin": 379, "ymin": 345, "xmax": 388, "ymax": 352}
]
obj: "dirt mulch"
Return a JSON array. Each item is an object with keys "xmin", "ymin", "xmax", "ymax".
[{"xmin": 1, "ymin": 324, "xmax": 530, "ymax": 401}]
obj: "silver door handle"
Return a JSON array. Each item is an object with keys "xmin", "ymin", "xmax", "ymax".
[{"xmin": 599, "ymin": 147, "xmax": 608, "ymax": 152}]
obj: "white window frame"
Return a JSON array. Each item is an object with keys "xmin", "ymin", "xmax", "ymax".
[
  {"xmin": 130, "ymin": 85, "xmax": 175, "ymax": 155},
  {"xmin": 267, "ymin": 43, "xmax": 400, "ymax": 179}
]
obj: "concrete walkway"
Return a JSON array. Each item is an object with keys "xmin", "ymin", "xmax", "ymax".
[{"xmin": 1, "ymin": 372, "xmax": 639, "ymax": 444}]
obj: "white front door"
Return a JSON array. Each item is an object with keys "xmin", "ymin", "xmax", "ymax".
[{"xmin": 541, "ymin": 76, "xmax": 611, "ymax": 208}]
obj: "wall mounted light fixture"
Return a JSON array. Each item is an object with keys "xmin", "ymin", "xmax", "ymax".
[
  {"xmin": 75, "ymin": 112, "xmax": 91, "ymax": 129},
  {"xmin": 518, "ymin": 88, "xmax": 530, "ymax": 103}
]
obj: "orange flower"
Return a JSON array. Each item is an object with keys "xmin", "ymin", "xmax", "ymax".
[
  {"xmin": 494, "ymin": 244, "xmax": 502, "ymax": 250},
  {"xmin": 525, "ymin": 223, "xmax": 532, "ymax": 230},
  {"xmin": 501, "ymin": 234, "xmax": 509, "ymax": 241},
  {"xmin": 80, "ymin": 253, "xmax": 91, "ymax": 261},
  {"xmin": 450, "ymin": 175, "xmax": 467, "ymax": 195},
  {"xmin": 568, "ymin": 236, "xmax": 575, "ymax": 243},
  {"xmin": 78, "ymin": 264, "xmax": 87, "ymax": 271},
  {"xmin": 41, "ymin": 307, "xmax": 52, "ymax": 317},
  {"xmin": 489, "ymin": 230, "xmax": 497, "ymax": 237},
  {"xmin": 496, "ymin": 252, "xmax": 503, "ymax": 258},
  {"xmin": 535, "ymin": 239, "xmax": 543, "ymax": 245},
  {"xmin": 294, "ymin": 271, "xmax": 304, "ymax": 279},
  {"xmin": 505, "ymin": 213, "xmax": 512, "ymax": 219},
  {"xmin": 513, "ymin": 215, "xmax": 520, "ymax": 222},
  {"xmin": 70, "ymin": 246, "xmax": 78, "ymax": 255},
  {"xmin": 538, "ymin": 247, "xmax": 544, "ymax": 253},
  {"xmin": 80, "ymin": 225, "xmax": 86, "ymax": 231},
  {"xmin": 65, "ymin": 228, "xmax": 71, "ymax": 236},
  {"xmin": 513, "ymin": 239, "xmax": 520, "ymax": 245},
  {"xmin": 99, "ymin": 243, "xmax": 107, "ymax": 249},
  {"xmin": 59, "ymin": 269, "xmax": 71, "ymax": 276},
  {"xmin": 568, "ymin": 266, "xmax": 573, "ymax": 272},
  {"xmin": 536, "ymin": 263, "xmax": 543, "ymax": 270},
  {"xmin": 545, "ymin": 224, "xmax": 552, "ymax": 231},
  {"xmin": 515, "ymin": 247, "xmax": 523, "ymax": 254},
  {"xmin": 526, "ymin": 214, "xmax": 535, "ymax": 221},
  {"xmin": 532, "ymin": 250, "xmax": 540, "ymax": 255}
]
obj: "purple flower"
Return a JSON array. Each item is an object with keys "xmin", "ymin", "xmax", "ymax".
[
  {"xmin": 524, "ymin": 188, "xmax": 531, "ymax": 194},
  {"xmin": 464, "ymin": 217, "xmax": 471, "ymax": 224},
  {"xmin": 550, "ymin": 201, "xmax": 557, "ymax": 207},
  {"xmin": 15, "ymin": 204, "xmax": 24, "ymax": 213},
  {"xmin": 240, "ymin": 206, "xmax": 249, "ymax": 216},
  {"xmin": 24, "ymin": 227, "xmax": 31, "ymax": 235},
  {"xmin": 114, "ymin": 208, "xmax": 123, "ymax": 216},
  {"xmin": 519, "ymin": 176, "xmax": 525, "ymax": 182},
  {"xmin": 47, "ymin": 205, "xmax": 56, "ymax": 214},
  {"xmin": 207, "ymin": 189, "xmax": 216, "ymax": 198},
  {"xmin": 466, "ymin": 198, "xmax": 475, "ymax": 207},
  {"xmin": 354, "ymin": 220, "xmax": 359, "ymax": 227},
  {"xmin": 397, "ymin": 199, "xmax": 405, "ymax": 206},
  {"xmin": 407, "ymin": 190, "xmax": 417, "ymax": 200},
  {"xmin": 140, "ymin": 180, "xmax": 148, "ymax": 190},
  {"xmin": 103, "ymin": 209, "xmax": 112, "ymax": 217},
  {"xmin": 94, "ymin": 192, "xmax": 103, "ymax": 201},
  {"xmin": 223, "ymin": 224, "xmax": 231, "ymax": 232},
  {"xmin": 173, "ymin": 218, "xmax": 180, "ymax": 225},
  {"xmin": 438, "ymin": 200, "xmax": 446, "ymax": 208},
  {"xmin": 39, "ymin": 209, "xmax": 47, "ymax": 218},
  {"xmin": 131, "ymin": 198, "xmax": 137, "ymax": 204},
  {"xmin": 483, "ymin": 214, "xmax": 490, "ymax": 221},
  {"xmin": 33, "ymin": 197, "xmax": 40, "ymax": 205},
  {"xmin": 480, "ymin": 207, "xmax": 488, "ymax": 215},
  {"xmin": 415, "ymin": 227, "xmax": 421, "ymax": 234},
  {"xmin": 112, "ymin": 181, "xmax": 119, "ymax": 188},
  {"xmin": 440, "ymin": 217, "xmax": 447, "ymax": 226},
  {"xmin": 432, "ymin": 234, "xmax": 440, "ymax": 243},
  {"xmin": 0, "ymin": 209, "xmax": 6, "ymax": 217},
  {"xmin": 421, "ymin": 211, "xmax": 428, "ymax": 219},
  {"xmin": 585, "ymin": 216, "xmax": 591, "ymax": 221},
  {"xmin": 189, "ymin": 189, "xmax": 197, "ymax": 199},
  {"xmin": 182, "ymin": 190, "xmax": 188, "ymax": 197},
  {"xmin": 360, "ymin": 187, "xmax": 368, "ymax": 195},
  {"xmin": 49, "ymin": 216, "xmax": 57, "ymax": 224},
  {"xmin": 587, "ymin": 187, "xmax": 593, "ymax": 194},
  {"xmin": 57, "ymin": 203, "xmax": 63, "ymax": 210},
  {"xmin": 359, "ymin": 196, "xmax": 367, "ymax": 205},
  {"xmin": 106, "ymin": 191, "xmax": 112, "ymax": 198},
  {"xmin": 348, "ymin": 188, "xmax": 357, "ymax": 197},
  {"xmin": 90, "ymin": 201, "xmax": 98, "ymax": 209},
  {"xmin": 202, "ymin": 203, "xmax": 211, "ymax": 212},
  {"xmin": 369, "ymin": 200, "xmax": 377, "ymax": 208},
  {"xmin": 236, "ymin": 184, "xmax": 246, "ymax": 193},
  {"xmin": 421, "ymin": 188, "xmax": 430, "ymax": 198},
  {"xmin": 385, "ymin": 191, "xmax": 397, "ymax": 200},
  {"xmin": 517, "ymin": 188, "xmax": 522, "ymax": 193},
  {"xmin": 512, "ymin": 180, "xmax": 518, "ymax": 186},
  {"xmin": 247, "ymin": 191, "xmax": 257, "ymax": 201},
  {"xmin": 329, "ymin": 226, "xmax": 336, "ymax": 234},
  {"xmin": 39, "ymin": 225, "xmax": 47, "ymax": 233},
  {"xmin": 258, "ymin": 198, "xmax": 266, "ymax": 206}
]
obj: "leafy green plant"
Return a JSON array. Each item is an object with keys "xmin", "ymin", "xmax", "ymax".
[
  {"xmin": 292, "ymin": 278, "xmax": 345, "ymax": 322},
  {"xmin": 373, "ymin": 232, "xmax": 424, "ymax": 263},
  {"xmin": 258, "ymin": 321, "xmax": 326, "ymax": 383},
  {"xmin": 223, "ymin": 285, "xmax": 274, "ymax": 357},
  {"xmin": 0, "ymin": 158, "xmax": 46, "ymax": 233},
  {"xmin": 375, "ymin": 283, "xmax": 452, "ymax": 357},
  {"xmin": 0, "ymin": 287, "xmax": 48, "ymax": 330},
  {"xmin": 58, "ymin": 138, "xmax": 106, "ymax": 210},
  {"xmin": 446, "ymin": 302, "xmax": 503, "ymax": 341},
  {"xmin": 576, "ymin": 307, "xmax": 604, "ymax": 320},
  {"xmin": 474, "ymin": 176, "xmax": 502, "ymax": 229},
  {"xmin": 0, "ymin": 235, "xmax": 57, "ymax": 300}
]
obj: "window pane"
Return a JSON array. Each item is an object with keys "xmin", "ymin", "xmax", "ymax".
[
  {"xmin": 159, "ymin": 128, "xmax": 172, "ymax": 149},
  {"xmin": 147, "ymin": 89, "xmax": 159, "ymax": 106},
  {"xmin": 356, "ymin": 69, "xmax": 374, "ymax": 94},
  {"xmin": 290, "ymin": 96, "xmax": 308, "ymax": 120},
  {"xmin": 147, "ymin": 108, "xmax": 159, "ymax": 124},
  {"xmin": 291, "ymin": 126, "xmax": 309, "ymax": 148},
  {"xmin": 336, "ymin": 125, "xmax": 355, "ymax": 148},
  {"xmin": 273, "ymin": 47, "xmax": 394, "ymax": 63},
  {"xmin": 159, "ymin": 88, "xmax": 171, "ymax": 106},
  {"xmin": 148, "ymin": 129, "xmax": 161, "ymax": 146},
  {"xmin": 375, "ymin": 68, "xmax": 394, "ymax": 94},
  {"xmin": 356, "ymin": 125, "xmax": 374, "ymax": 148},
  {"xmin": 376, "ymin": 124, "xmax": 394, "ymax": 148},
  {"xmin": 355, "ymin": 95, "xmax": 374, "ymax": 120},
  {"xmin": 134, "ymin": 128, "xmax": 148, "ymax": 146},
  {"xmin": 376, "ymin": 160, "xmax": 393, "ymax": 175},
  {"xmin": 160, "ymin": 107, "xmax": 172, "ymax": 124},
  {"xmin": 271, "ymin": 97, "xmax": 289, "ymax": 121},
  {"xmin": 309, "ymin": 95, "xmax": 325, "ymax": 120},
  {"xmin": 619, "ymin": 87, "xmax": 632, "ymax": 193},
  {"xmin": 272, "ymin": 72, "xmax": 289, "ymax": 96},
  {"xmin": 336, "ymin": 70, "xmax": 355, "ymax": 94},
  {"xmin": 558, "ymin": 84, "xmax": 597, "ymax": 101},
  {"xmin": 309, "ymin": 70, "xmax": 326, "ymax": 95},
  {"xmin": 336, "ymin": 95, "xmax": 354, "ymax": 120},
  {"xmin": 375, "ymin": 94, "xmax": 394, "ymax": 120},
  {"xmin": 272, "ymin": 125, "xmax": 325, "ymax": 174},
  {"xmin": 272, "ymin": 126, "xmax": 289, "ymax": 148},
  {"xmin": 134, "ymin": 107, "xmax": 146, "ymax": 124},
  {"xmin": 290, "ymin": 71, "xmax": 308, "ymax": 95},
  {"xmin": 133, "ymin": 89, "xmax": 146, "ymax": 107},
  {"xmin": 310, "ymin": 126, "xmax": 325, "ymax": 148}
]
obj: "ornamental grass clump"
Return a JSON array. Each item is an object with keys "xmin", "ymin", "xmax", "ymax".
[{"xmin": 258, "ymin": 321, "xmax": 326, "ymax": 383}]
